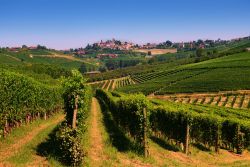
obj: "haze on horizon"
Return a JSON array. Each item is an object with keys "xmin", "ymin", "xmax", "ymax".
[{"xmin": 0, "ymin": 0, "xmax": 249, "ymax": 50}]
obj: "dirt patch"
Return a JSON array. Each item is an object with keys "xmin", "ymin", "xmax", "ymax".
[
  {"xmin": 242, "ymin": 95, "xmax": 250, "ymax": 108},
  {"xmin": 111, "ymin": 80, "xmax": 117, "ymax": 91},
  {"xmin": 233, "ymin": 96, "xmax": 243, "ymax": 108},
  {"xmin": 32, "ymin": 53, "xmax": 95, "ymax": 66},
  {"xmin": 225, "ymin": 96, "xmax": 235, "ymax": 107},
  {"xmin": 106, "ymin": 80, "xmax": 112, "ymax": 91},
  {"xmin": 101, "ymin": 80, "xmax": 108, "ymax": 89},
  {"xmin": 134, "ymin": 49, "xmax": 177, "ymax": 55},
  {"xmin": 150, "ymin": 90, "xmax": 250, "ymax": 99}
]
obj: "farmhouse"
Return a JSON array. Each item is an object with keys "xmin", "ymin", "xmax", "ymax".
[
  {"xmin": 9, "ymin": 47, "xmax": 20, "ymax": 52},
  {"xmin": 28, "ymin": 46, "xmax": 37, "ymax": 50}
]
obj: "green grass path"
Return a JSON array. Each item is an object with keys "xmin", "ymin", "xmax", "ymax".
[{"xmin": 0, "ymin": 112, "xmax": 64, "ymax": 166}]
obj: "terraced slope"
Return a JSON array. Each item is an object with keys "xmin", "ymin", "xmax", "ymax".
[
  {"xmin": 150, "ymin": 90, "xmax": 250, "ymax": 109},
  {"xmin": 89, "ymin": 76, "xmax": 136, "ymax": 91}
]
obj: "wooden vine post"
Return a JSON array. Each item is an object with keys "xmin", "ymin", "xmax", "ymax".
[
  {"xmin": 3, "ymin": 116, "xmax": 8, "ymax": 138},
  {"xmin": 72, "ymin": 95, "xmax": 79, "ymax": 129},
  {"xmin": 44, "ymin": 113, "xmax": 47, "ymax": 120},
  {"xmin": 184, "ymin": 121, "xmax": 190, "ymax": 155},
  {"xmin": 143, "ymin": 108, "xmax": 149, "ymax": 157},
  {"xmin": 215, "ymin": 125, "xmax": 220, "ymax": 153},
  {"xmin": 236, "ymin": 124, "xmax": 243, "ymax": 154}
]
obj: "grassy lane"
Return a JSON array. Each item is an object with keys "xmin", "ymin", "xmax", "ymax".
[
  {"xmin": 93, "ymin": 96, "xmax": 250, "ymax": 166},
  {"xmin": 88, "ymin": 98, "xmax": 106, "ymax": 166},
  {"xmin": 0, "ymin": 112, "xmax": 64, "ymax": 166},
  {"xmin": 88, "ymin": 97, "xmax": 152, "ymax": 167}
]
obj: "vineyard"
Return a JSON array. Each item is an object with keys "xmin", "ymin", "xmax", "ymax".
[
  {"xmin": 117, "ymin": 52, "xmax": 250, "ymax": 95},
  {"xmin": 0, "ymin": 69, "xmax": 62, "ymax": 138},
  {"xmin": 1, "ymin": 41, "xmax": 250, "ymax": 166},
  {"xmin": 151, "ymin": 90, "xmax": 250, "ymax": 109},
  {"xmin": 0, "ymin": 50, "xmax": 97, "ymax": 71},
  {"xmin": 96, "ymin": 89, "xmax": 250, "ymax": 156},
  {"xmin": 2, "ymin": 51, "xmax": 250, "ymax": 166},
  {"xmin": 89, "ymin": 76, "xmax": 136, "ymax": 91},
  {"xmin": 0, "ymin": 69, "xmax": 93, "ymax": 166},
  {"xmin": 2, "ymin": 0, "xmax": 250, "ymax": 165}
]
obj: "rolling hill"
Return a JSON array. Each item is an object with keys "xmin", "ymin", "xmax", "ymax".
[{"xmin": 117, "ymin": 51, "xmax": 250, "ymax": 95}]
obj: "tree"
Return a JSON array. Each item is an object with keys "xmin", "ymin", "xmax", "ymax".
[
  {"xmin": 196, "ymin": 39, "xmax": 204, "ymax": 46},
  {"xmin": 79, "ymin": 63, "xmax": 88, "ymax": 73},
  {"xmin": 105, "ymin": 59, "xmax": 119, "ymax": 70},
  {"xmin": 37, "ymin": 45, "xmax": 47, "ymax": 50},
  {"xmin": 165, "ymin": 40, "xmax": 173, "ymax": 47},
  {"xmin": 98, "ymin": 66, "xmax": 107, "ymax": 72},
  {"xmin": 213, "ymin": 49, "xmax": 218, "ymax": 55},
  {"xmin": 115, "ymin": 40, "xmax": 122, "ymax": 45},
  {"xmin": 22, "ymin": 45, "xmax": 27, "ymax": 49},
  {"xmin": 196, "ymin": 48, "xmax": 205, "ymax": 58}
]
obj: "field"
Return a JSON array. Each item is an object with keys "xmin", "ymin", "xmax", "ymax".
[
  {"xmin": 1, "ymin": 41, "xmax": 250, "ymax": 166},
  {"xmin": 89, "ymin": 76, "xmax": 136, "ymax": 91},
  {"xmin": 117, "ymin": 52, "xmax": 250, "ymax": 95},
  {"xmin": 0, "ymin": 50, "xmax": 97, "ymax": 70},
  {"xmin": 134, "ymin": 48, "xmax": 177, "ymax": 55},
  {"xmin": 150, "ymin": 90, "xmax": 250, "ymax": 109}
]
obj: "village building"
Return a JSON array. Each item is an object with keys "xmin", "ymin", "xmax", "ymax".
[
  {"xmin": 28, "ymin": 46, "xmax": 37, "ymax": 50},
  {"xmin": 9, "ymin": 47, "xmax": 20, "ymax": 52}
]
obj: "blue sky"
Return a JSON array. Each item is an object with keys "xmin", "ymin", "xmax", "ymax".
[{"xmin": 0, "ymin": 0, "xmax": 250, "ymax": 49}]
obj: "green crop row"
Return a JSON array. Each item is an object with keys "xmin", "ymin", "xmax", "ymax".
[
  {"xmin": 0, "ymin": 69, "xmax": 63, "ymax": 137},
  {"xmin": 96, "ymin": 89, "xmax": 148, "ymax": 153},
  {"xmin": 97, "ymin": 90, "xmax": 250, "ymax": 154},
  {"xmin": 55, "ymin": 70, "xmax": 93, "ymax": 166},
  {"xmin": 118, "ymin": 68, "xmax": 209, "ymax": 95}
]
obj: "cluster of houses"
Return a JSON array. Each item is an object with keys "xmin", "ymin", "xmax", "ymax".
[
  {"xmin": 96, "ymin": 39, "xmax": 164, "ymax": 50},
  {"xmin": 141, "ymin": 43, "xmax": 158, "ymax": 49},
  {"xmin": 8, "ymin": 46, "xmax": 37, "ymax": 52},
  {"xmin": 174, "ymin": 36, "xmax": 250, "ymax": 50},
  {"xmin": 96, "ymin": 39, "xmax": 135, "ymax": 50}
]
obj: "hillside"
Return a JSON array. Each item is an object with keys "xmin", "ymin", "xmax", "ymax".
[
  {"xmin": 0, "ymin": 49, "xmax": 97, "ymax": 70},
  {"xmin": 1, "ymin": 47, "xmax": 250, "ymax": 166},
  {"xmin": 117, "ymin": 51, "xmax": 250, "ymax": 95}
]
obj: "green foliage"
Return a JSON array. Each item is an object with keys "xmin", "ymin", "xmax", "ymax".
[
  {"xmin": 62, "ymin": 69, "xmax": 92, "ymax": 130},
  {"xmin": 0, "ymin": 50, "xmax": 90, "ymax": 70},
  {"xmin": 55, "ymin": 123, "xmax": 85, "ymax": 166},
  {"xmin": 0, "ymin": 69, "xmax": 62, "ymax": 137},
  {"xmin": 118, "ymin": 52, "xmax": 250, "ymax": 95},
  {"xmin": 120, "ymin": 69, "xmax": 209, "ymax": 95},
  {"xmin": 26, "ymin": 64, "xmax": 71, "ymax": 79},
  {"xmin": 79, "ymin": 63, "xmax": 88, "ymax": 73},
  {"xmin": 149, "ymin": 99, "xmax": 250, "ymax": 153},
  {"xmin": 96, "ymin": 89, "xmax": 149, "ymax": 148},
  {"xmin": 97, "ymin": 89, "xmax": 250, "ymax": 154},
  {"xmin": 57, "ymin": 69, "xmax": 92, "ymax": 165}
]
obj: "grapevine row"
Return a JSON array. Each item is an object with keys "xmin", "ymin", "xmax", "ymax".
[
  {"xmin": 0, "ymin": 69, "xmax": 62, "ymax": 138},
  {"xmin": 96, "ymin": 89, "xmax": 250, "ymax": 155}
]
